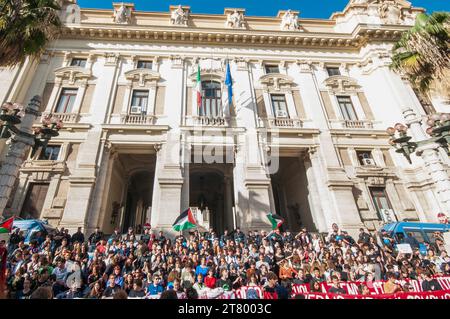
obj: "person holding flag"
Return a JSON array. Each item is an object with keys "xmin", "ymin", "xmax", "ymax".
[
  {"xmin": 265, "ymin": 213, "xmax": 285, "ymax": 246},
  {"xmin": 172, "ymin": 208, "xmax": 197, "ymax": 232}
]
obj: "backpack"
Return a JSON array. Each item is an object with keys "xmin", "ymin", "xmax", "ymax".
[{"xmin": 246, "ymin": 288, "xmax": 259, "ymax": 299}]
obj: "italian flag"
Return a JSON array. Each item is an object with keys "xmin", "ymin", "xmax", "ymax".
[
  {"xmin": 0, "ymin": 217, "xmax": 14, "ymax": 234},
  {"xmin": 195, "ymin": 65, "xmax": 202, "ymax": 110},
  {"xmin": 266, "ymin": 213, "xmax": 284, "ymax": 230},
  {"xmin": 173, "ymin": 208, "xmax": 197, "ymax": 232}
]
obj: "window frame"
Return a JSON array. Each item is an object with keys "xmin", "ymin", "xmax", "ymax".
[
  {"xmin": 369, "ymin": 187, "xmax": 393, "ymax": 221},
  {"xmin": 264, "ymin": 65, "xmax": 280, "ymax": 74},
  {"xmin": 326, "ymin": 67, "xmax": 341, "ymax": 77},
  {"xmin": 130, "ymin": 90, "xmax": 149, "ymax": 114},
  {"xmin": 270, "ymin": 94, "xmax": 289, "ymax": 118},
  {"xmin": 336, "ymin": 95, "xmax": 358, "ymax": 121},
  {"xmin": 70, "ymin": 58, "xmax": 87, "ymax": 67},
  {"xmin": 201, "ymin": 81, "xmax": 222, "ymax": 117},
  {"xmin": 55, "ymin": 88, "xmax": 78, "ymax": 113},
  {"xmin": 38, "ymin": 144, "xmax": 61, "ymax": 161},
  {"xmin": 136, "ymin": 60, "xmax": 153, "ymax": 69},
  {"xmin": 356, "ymin": 150, "xmax": 374, "ymax": 166}
]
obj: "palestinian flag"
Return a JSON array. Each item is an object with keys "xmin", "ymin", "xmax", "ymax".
[
  {"xmin": 0, "ymin": 217, "xmax": 13, "ymax": 234},
  {"xmin": 173, "ymin": 208, "xmax": 197, "ymax": 232},
  {"xmin": 266, "ymin": 213, "xmax": 284, "ymax": 230},
  {"xmin": 195, "ymin": 64, "xmax": 202, "ymax": 111}
]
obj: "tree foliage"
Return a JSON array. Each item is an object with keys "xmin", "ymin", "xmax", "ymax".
[{"xmin": 0, "ymin": 0, "xmax": 62, "ymax": 67}]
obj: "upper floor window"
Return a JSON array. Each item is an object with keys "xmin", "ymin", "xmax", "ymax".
[
  {"xmin": 130, "ymin": 90, "xmax": 149, "ymax": 114},
  {"xmin": 137, "ymin": 60, "xmax": 153, "ymax": 69},
  {"xmin": 370, "ymin": 187, "xmax": 393, "ymax": 221},
  {"xmin": 326, "ymin": 67, "xmax": 341, "ymax": 76},
  {"xmin": 201, "ymin": 81, "xmax": 222, "ymax": 117},
  {"xmin": 70, "ymin": 58, "xmax": 87, "ymax": 67},
  {"xmin": 38, "ymin": 145, "xmax": 61, "ymax": 161},
  {"xmin": 265, "ymin": 65, "xmax": 280, "ymax": 74},
  {"xmin": 337, "ymin": 95, "xmax": 358, "ymax": 121},
  {"xmin": 356, "ymin": 150, "xmax": 375, "ymax": 166},
  {"xmin": 271, "ymin": 94, "xmax": 289, "ymax": 118},
  {"xmin": 55, "ymin": 88, "xmax": 78, "ymax": 113}
]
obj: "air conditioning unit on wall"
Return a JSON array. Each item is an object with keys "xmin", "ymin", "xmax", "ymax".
[
  {"xmin": 276, "ymin": 110, "xmax": 288, "ymax": 118},
  {"xmin": 362, "ymin": 158, "xmax": 375, "ymax": 166},
  {"xmin": 130, "ymin": 106, "xmax": 142, "ymax": 114},
  {"xmin": 380, "ymin": 209, "xmax": 398, "ymax": 224}
]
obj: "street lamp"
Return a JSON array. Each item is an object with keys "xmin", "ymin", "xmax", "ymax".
[
  {"xmin": 30, "ymin": 113, "xmax": 64, "ymax": 158},
  {"xmin": 1, "ymin": 103, "xmax": 63, "ymax": 157},
  {"xmin": 387, "ymin": 113, "xmax": 450, "ymax": 164},
  {"xmin": 0, "ymin": 102, "xmax": 25, "ymax": 138}
]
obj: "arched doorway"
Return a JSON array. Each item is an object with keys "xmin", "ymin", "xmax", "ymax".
[
  {"xmin": 121, "ymin": 170, "xmax": 154, "ymax": 234},
  {"xmin": 189, "ymin": 165, "xmax": 234, "ymax": 234}
]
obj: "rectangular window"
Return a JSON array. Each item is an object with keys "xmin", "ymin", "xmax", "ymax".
[
  {"xmin": 271, "ymin": 94, "xmax": 289, "ymax": 118},
  {"xmin": 265, "ymin": 65, "xmax": 280, "ymax": 74},
  {"xmin": 130, "ymin": 90, "xmax": 149, "ymax": 113},
  {"xmin": 370, "ymin": 187, "xmax": 392, "ymax": 220},
  {"xmin": 337, "ymin": 95, "xmax": 358, "ymax": 121},
  {"xmin": 137, "ymin": 60, "xmax": 153, "ymax": 69},
  {"xmin": 201, "ymin": 82, "xmax": 222, "ymax": 117},
  {"xmin": 55, "ymin": 88, "xmax": 78, "ymax": 113},
  {"xmin": 70, "ymin": 58, "xmax": 87, "ymax": 67},
  {"xmin": 20, "ymin": 183, "xmax": 49, "ymax": 220},
  {"xmin": 38, "ymin": 145, "xmax": 61, "ymax": 161},
  {"xmin": 326, "ymin": 67, "xmax": 341, "ymax": 76},
  {"xmin": 356, "ymin": 150, "xmax": 374, "ymax": 166}
]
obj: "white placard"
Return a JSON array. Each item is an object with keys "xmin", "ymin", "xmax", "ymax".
[
  {"xmin": 443, "ymin": 232, "xmax": 450, "ymax": 253},
  {"xmin": 397, "ymin": 243, "xmax": 413, "ymax": 254}
]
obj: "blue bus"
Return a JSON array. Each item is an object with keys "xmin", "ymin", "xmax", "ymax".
[{"xmin": 380, "ymin": 222, "xmax": 449, "ymax": 253}]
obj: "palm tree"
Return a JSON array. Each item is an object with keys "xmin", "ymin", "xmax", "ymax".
[
  {"xmin": 390, "ymin": 12, "xmax": 450, "ymax": 94},
  {"xmin": 0, "ymin": 0, "xmax": 62, "ymax": 67}
]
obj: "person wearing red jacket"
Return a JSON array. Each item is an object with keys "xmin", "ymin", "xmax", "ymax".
[{"xmin": 204, "ymin": 268, "xmax": 217, "ymax": 289}]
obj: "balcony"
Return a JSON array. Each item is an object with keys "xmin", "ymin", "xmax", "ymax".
[
  {"xmin": 120, "ymin": 114, "xmax": 156, "ymax": 125},
  {"xmin": 269, "ymin": 117, "xmax": 302, "ymax": 128},
  {"xmin": 192, "ymin": 116, "xmax": 227, "ymax": 126},
  {"xmin": 41, "ymin": 112, "xmax": 79, "ymax": 123},
  {"xmin": 341, "ymin": 120, "xmax": 373, "ymax": 129}
]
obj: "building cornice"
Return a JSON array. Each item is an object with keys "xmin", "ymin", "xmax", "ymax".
[{"xmin": 58, "ymin": 23, "xmax": 408, "ymax": 50}]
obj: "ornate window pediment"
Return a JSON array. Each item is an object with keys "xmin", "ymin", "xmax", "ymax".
[
  {"xmin": 188, "ymin": 70, "xmax": 224, "ymax": 82},
  {"xmin": 54, "ymin": 66, "xmax": 92, "ymax": 85},
  {"xmin": 125, "ymin": 69, "xmax": 160, "ymax": 87},
  {"xmin": 323, "ymin": 75, "xmax": 360, "ymax": 94},
  {"xmin": 259, "ymin": 74, "xmax": 295, "ymax": 91}
]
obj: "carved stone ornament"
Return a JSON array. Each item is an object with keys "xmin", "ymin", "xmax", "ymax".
[
  {"xmin": 124, "ymin": 69, "xmax": 160, "ymax": 87},
  {"xmin": 259, "ymin": 74, "xmax": 295, "ymax": 91},
  {"xmin": 54, "ymin": 66, "xmax": 92, "ymax": 85},
  {"xmin": 170, "ymin": 5, "xmax": 189, "ymax": 26},
  {"xmin": 280, "ymin": 10, "xmax": 300, "ymax": 31},
  {"xmin": 378, "ymin": 0, "xmax": 404, "ymax": 24},
  {"xmin": 113, "ymin": 3, "xmax": 133, "ymax": 24},
  {"xmin": 225, "ymin": 9, "xmax": 245, "ymax": 29},
  {"xmin": 323, "ymin": 75, "xmax": 360, "ymax": 94}
]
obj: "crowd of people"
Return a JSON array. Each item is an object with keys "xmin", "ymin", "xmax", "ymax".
[{"xmin": 1, "ymin": 222, "xmax": 449, "ymax": 299}]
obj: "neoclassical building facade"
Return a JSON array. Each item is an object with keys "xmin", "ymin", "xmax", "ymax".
[{"xmin": 1, "ymin": 0, "xmax": 449, "ymax": 236}]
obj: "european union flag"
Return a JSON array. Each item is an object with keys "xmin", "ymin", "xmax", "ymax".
[{"xmin": 225, "ymin": 62, "xmax": 233, "ymax": 107}]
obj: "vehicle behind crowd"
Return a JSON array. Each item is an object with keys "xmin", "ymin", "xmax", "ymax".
[
  {"xmin": 11, "ymin": 219, "xmax": 56, "ymax": 244},
  {"xmin": 1, "ymin": 221, "xmax": 449, "ymax": 299}
]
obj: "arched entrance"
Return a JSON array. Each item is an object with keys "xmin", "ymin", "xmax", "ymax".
[
  {"xmin": 122, "ymin": 170, "xmax": 154, "ymax": 233},
  {"xmin": 189, "ymin": 164, "xmax": 234, "ymax": 234}
]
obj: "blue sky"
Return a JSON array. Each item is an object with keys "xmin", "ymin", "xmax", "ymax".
[{"xmin": 77, "ymin": 0, "xmax": 450, "ymax": 18}]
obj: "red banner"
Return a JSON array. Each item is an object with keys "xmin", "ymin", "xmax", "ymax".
[
  {"xmin": 298, "ymin": 291, "xmax": 450, "ymax": 299},
  {"xmin": 290, "ymin": 276, "xmax": 450, "ymax": 299}
]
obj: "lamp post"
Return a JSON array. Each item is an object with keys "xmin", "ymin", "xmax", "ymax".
[
  {"xmin": 0, "ymin": 96, "xmax": 63, "ymax": 219},
  {"xmin": 387, "ymin": 110, "xmax": 450, "ymax": 216}
]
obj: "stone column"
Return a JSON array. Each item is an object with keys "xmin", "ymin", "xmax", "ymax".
[
  {"xmin": 303, "ymin": 156, "xmax": 327, "ymax": 232},
  {"xmin": 416, "ymin": 143, "xmax": 450, "ymax": 216},
  {"xmin": 224, "ymin": 176, "xmax": 233, "ymax": 232},
  {"xmin": 0, "ymin": 96, "xmax": 41, "ymax": 218}
]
